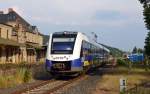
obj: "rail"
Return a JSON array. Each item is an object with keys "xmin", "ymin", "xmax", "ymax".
[{"xmin": 12, "ymin": 75, "xmax": 88, "ymax": 94}]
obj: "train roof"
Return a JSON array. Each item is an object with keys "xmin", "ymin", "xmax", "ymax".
[
  {"xmin": 80, "ymin": 32, "xmax": 110, "ymax": 52},
  {"xmin": 51, "ymin": 31, "xmax": 110, "ymax": 53},
  {"xmin": 53, "ymin": 31, "xmax": 78, "ymax": 35}
]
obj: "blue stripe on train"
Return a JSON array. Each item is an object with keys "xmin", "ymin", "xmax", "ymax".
[
  {"xmin": 71, "ymin": 58, "xmax": 83, "ymax": 67},
  {"xmin": 86, "ymin": 55, "xmax": 93, "ymax": 61},
  {"xmin": 71, "ymin": 55, "xmax": 95, "ymax": 67}
]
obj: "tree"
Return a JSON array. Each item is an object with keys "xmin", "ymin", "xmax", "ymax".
[
  {"xmin": 144, "ymin": 31, "xmax": 150, "ymax": 56},
  {"xmin": 139, "ymin": 0, "xmax": 150, "ymax": 56},
  {"xmin": 137, "ymin": 48, "xmax": 144, "ymax": 53},
  {"xmin": 144, "ymin": 7, "xmax": 150, "ymax": 30},
  {"xmin": 139, "ymin": 0, "xmax": 150, "ymax": 7},
  {"xmin": 132, "ymin": 46, "xmax": 137, "ymax": 54},
  {"xmin": 139, "ymin": 0, "xmax": 150, "ymax": 30}
]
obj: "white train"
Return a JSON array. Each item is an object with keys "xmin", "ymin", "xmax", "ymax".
[{"xmin": 45, "ymin": 31, "xmax": 109, "ymax": 75}]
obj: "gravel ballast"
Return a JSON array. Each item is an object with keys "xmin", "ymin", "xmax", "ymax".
[{"xmin": 59, "ymin": 69, "xmax": 102, "ymax": 94}]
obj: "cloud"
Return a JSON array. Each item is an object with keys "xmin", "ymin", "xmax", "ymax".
[
  {"xmin": 24, "ymin": 0, "xmax": 143, "ymax": 27},
  {"xmin": 0, "ymin": 0, "xmax": 145, "ymax": 32},
  {"xmin": 0, "ymin": 0, "xmax": 146, "ymax": 50},
  {"xmin": 1, "ymin": 0, "xmax": 143, "ymax": 27}
]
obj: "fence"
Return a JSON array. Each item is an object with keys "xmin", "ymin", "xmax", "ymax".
[{"xmin": 126, "ymin": 82, "xmax": 150, "ymax": 94}]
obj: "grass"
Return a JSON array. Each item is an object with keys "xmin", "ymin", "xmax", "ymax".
[
  {"xmin": 93, "ymin": 67, "xmax": 150, "ymax": 94},
  {"xmin": 0, "ymin": 68, "xmax": 32, "ymax": 88},
  {"xmin": 117, "ymin": 66, "xmax": 149, "ymax": 73},
  {"xmin": 0, "ymin": 63, "xmax": 47, "ymax": 88}
]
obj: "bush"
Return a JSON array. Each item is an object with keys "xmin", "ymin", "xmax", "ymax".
[
  {"xmin": 15, "ymin": 68, "xmax": 26, "ymax": 84},
  {"xmin": 15, "ymin": 68, "xmax": 32, "ymax": 83},
  {"xmin": 117, "ymin": 59, "xmax": 127, "ymax": 66},
  {"xmin": 23, "ymin": 69, "xmax": 32, "ymax": 83},
  {"xmin": 0, "ymin": 68, "xmax": 32, "ymax": 88}
]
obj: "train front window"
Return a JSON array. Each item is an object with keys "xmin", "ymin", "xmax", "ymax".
[{"xmin": 51, "ymin": 37, "xmax": 76, "ymax": 54}]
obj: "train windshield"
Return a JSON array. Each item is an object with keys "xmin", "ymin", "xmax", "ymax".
[{"xmin": 51, "ymin": 34, "xmax": 77, "ymax": 54}]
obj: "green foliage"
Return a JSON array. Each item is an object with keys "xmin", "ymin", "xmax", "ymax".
[
  {"xmin": 15, "ymin": 68, "xmax": 32, "ymax": 83},
  {"xmin": 38, "ymin": 61, "xmax": 44, "ymax": 64},
  {"xmin": 0, "ymin": 75, "xmax": 8, "ymax": 88},
  {"xmin": 19, "ymin": 61, "xmax": 28, "ymax": 67},
  {"xmin": 23, "ymin": 69, "xmax": 32, "ymax": 83},
  {"xmin": 137, "ymin": 48, "xmax": 144, "ymax": 53},
  {"xmin": 143, "ymin": 7, "xmax": 150, "ymax": 56},
  {"xmin": 15, "ymin": 68, "xmax": 26, "ymax": 84},
  {"xmin": 139, "ymin": 0, "xmax": 150, "ymax": 7},
  {"xmin": 145, "ymin": 31, "xmax": 150, "ymax": 56},
  {"xmin": 138, "ymin": 0, "xmax": 150, "ymax": 57},
  {"xmin": 120, "ymin": 91, "xmax": 125, "ymax": 94},
  {"xmin": 101, "ymin": 44, "xmax": 123, "ymax": 57},
  {"xmin": 0, "ymin": 68, "xmax": 32, "ymax": 88},
  {"xmin": 0, "ymin": 75, "xmax": 16, "ymax": 88},
  {"xmin": 132, "ymin": 46, "xmax": 138, "ymax": 54},
  {"xmin": 144, "ymin": 58, "xmax": 150, "ymax": 71},
  {"xmin": 43, "ymin": 34, "xmax": 49, "ymax": 45},
  {"xmin": 143, "ymin": 6, "xmax": 150, "ymax": 30},
  {"xmin": 139, "ymin": 0, "xmax": 146, "ymax": 4},
  {"xmin": 117, "ymin": 59, "xmax": 127, "ymax": 66},
  {"xmin": 132, "ymin": 47, "xmax": 143, "ymax": 54}
]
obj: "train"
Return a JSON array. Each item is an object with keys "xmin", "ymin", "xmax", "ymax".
[{"xmin": 45, "ymin": 31, "xmax": 110, "ymax": 76}]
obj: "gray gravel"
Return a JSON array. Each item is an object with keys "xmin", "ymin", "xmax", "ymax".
[{"xmin": 61, "ymin": 69, "xmax": 102, "ymax": 94}]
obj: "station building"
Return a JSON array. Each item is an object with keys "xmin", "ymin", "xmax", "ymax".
[{"xmin": 0, "ymin": 8, "xmax": 45, "ymax": 64}]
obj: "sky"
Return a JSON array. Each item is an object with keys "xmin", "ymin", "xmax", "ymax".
[{"xmin": 0, "ymin": 0, "xmax": 148, "ymax": 51}]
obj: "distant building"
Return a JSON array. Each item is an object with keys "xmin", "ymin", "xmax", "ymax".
[{"xmin": 0, "ymin": 8, "xmax": 45, "ymax": 64}]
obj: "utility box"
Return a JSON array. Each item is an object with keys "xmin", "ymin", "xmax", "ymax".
[
  {"xmin": 128, "ymin": 53, "xmax": 144, "ymax": 62},
  {"xmin": 120, "ymin": 78, "xmax": 127, "ymax": 92}
]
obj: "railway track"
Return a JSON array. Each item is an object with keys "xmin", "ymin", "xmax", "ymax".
[{"xmin": 12, "ymin": 75, "xmax": 88, "ymax": 94}]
